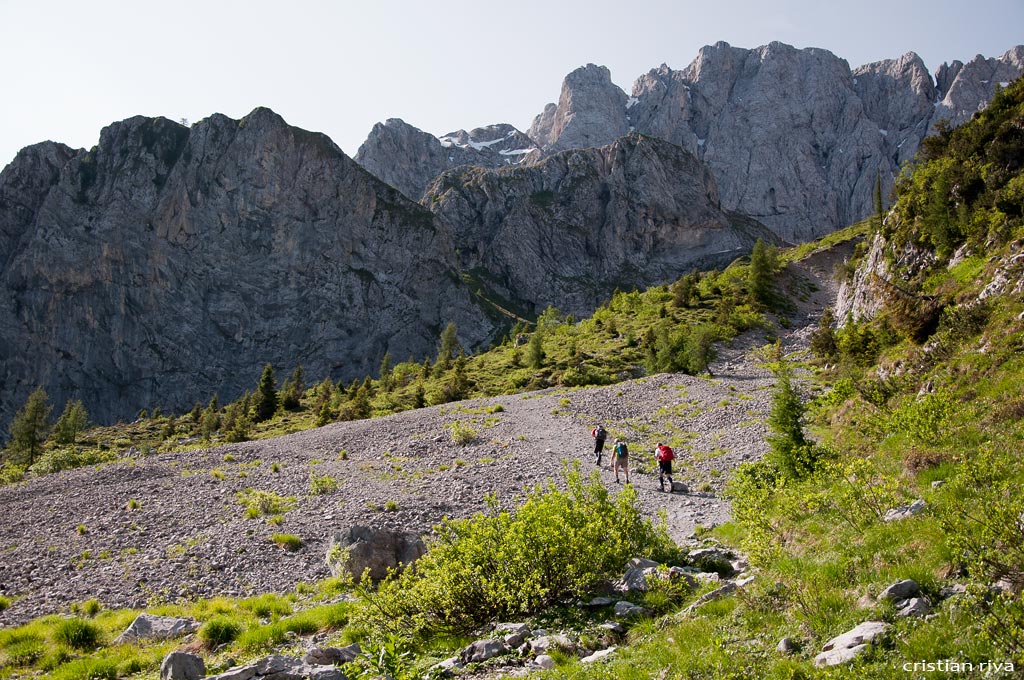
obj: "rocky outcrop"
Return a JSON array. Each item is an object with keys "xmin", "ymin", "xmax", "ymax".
[
  {"xmin": 534, "ymin": 42, "xmax": 1023, "ymax": 242},
  {"xmin": 852, "ymin": 52, "xmax": 937, "ymax": 169},
  {"xmin": 814, "ymin": 621, "xmax": 889, "ymax": 667},
  {"xmin": 354, "ymin": 119, "xmax": 536, "ymax": 200},
  {"xmin": 115, "ymin": 613, "xmax": 199, "ymax": 644},
  {"xmin": 326, "ymin": 525, "xmax": 426, "ymax": 582},
  {"xmin": 427, "ymin": 133, "xmax": 774, "ymax": 317},
  {"xmin": 529, "ymin": 64, "xmax": 629, "ymax": 151},
  {"xmin": 0, "ymin": 108, "xmax": 492, "ymax": 427},
  {"xmin": 932, "ymin": 46, "xmax": 1024, "ymax": 128}
]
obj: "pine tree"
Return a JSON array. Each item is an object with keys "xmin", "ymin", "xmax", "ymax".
[
  {"xmin": 253, "ymin": 364, "xmax": 278, "ymax": 423},
  {"xmin": 4, "ymin": 387, "xmax": 52, "ymax": 467},
  {"xmin": 281, "ymin": 365, "xmax": 305, "ymax": 411},
  {"xmin": 874, "ymin": 171, "xmax": 885, "ymax": 232},
  {"xmin": 747, "ymin": 238, "xmax": 773, "ymax": 306},
  {"xmin": 379, "ymin": 352, "xmax": 393, "ymax": 392},
  {"xmin": 53, "ymin": 399, "xmax": 88, "ymax": 445},
  {"xmin": 434, "ymin": 322, "xmax": 461, "ymax": 375},
  {"xmin": 528, "ymin": 331, "xmax": 545, "ymax": 369},
  {"xmin": 767, "ymin": 362, "xmax": 819, "ymax": 479},
  {"xmin": 810, "ymin": 308, "xmax": 839, "ymax": 360}
]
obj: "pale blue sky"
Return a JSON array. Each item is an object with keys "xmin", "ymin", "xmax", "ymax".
[{"xmin": 1, "ymin": 0, "xmax": 1021, "ymax": 168}]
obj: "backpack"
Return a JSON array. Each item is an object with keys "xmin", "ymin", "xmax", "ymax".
[
  {"xmin": 594, "ymin": 427, "xmax": 606, "ymax": 440},
  {"xmin": 615, "ymin": 442, "xmax": 628, "ymax": 458},
  {"xmin": 657, "ymin": 445, "xmax": 674, "ymax": 462}
]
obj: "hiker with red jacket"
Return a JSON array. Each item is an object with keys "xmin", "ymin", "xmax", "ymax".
[
  {"xmin": 591, "ymin": 424, "xmax": 608, "ymax": 465},
  {"xmin": 656, "ymin": 443, "xmax": 676, "ymax": 492}
]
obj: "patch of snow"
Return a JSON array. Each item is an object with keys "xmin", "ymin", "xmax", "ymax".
[
  {"xmin": 466, "ymin": 137, "xmax": 505, "ymax": 151},
  {"xmin": 1000, "ymin": 81, "xmax": 1010, "ymax": 88},
  {"xmin": 626, "ymin": 97, "xmax": 639, "ymax": 109},
  {"xmin": 853, "ymin": 77, "xmax": 858, "ymax": 85},
  {"xmin": 499, "ymin": 148, "xmax": 534, "ymax": 156},
  {"xmin": 697, "ymin": 138, "xmax": 705, "ymax": 147},
  {"xmin": 439, "ymin": 138, "xmax": 456, "ymax": 148},
  {"xmin": 879, "ymin": 129, "xmax": 888, "ymax": 137}
]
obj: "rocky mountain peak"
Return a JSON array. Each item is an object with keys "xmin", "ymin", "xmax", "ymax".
[
  {"xmin": 528, "ymin": 63, "xmax": 628, "ymax": 152},
  {"xmin": 932, "ymin": 45, "xmax": 1024, "ymax": 127},
  {"xmin": 425, "ymin": 132, "xmax": 771, "ymax": 316},
  {"xmin": 355, "ymin": 118, "xmax": 536, "ymax": 201},
  {"xmin": 0, "ymin": 108, "xmax": 492, "ymax": 427}
]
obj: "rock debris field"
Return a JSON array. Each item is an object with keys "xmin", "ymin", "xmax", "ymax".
[{"xmin": 0, "ymin": 256, "xmax": 839, "ymax": 627}]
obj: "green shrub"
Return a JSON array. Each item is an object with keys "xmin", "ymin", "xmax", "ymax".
[
  {"xmin": 309, "ymin": 472, "xmax": 338, "ymax": 495},
  {"xmin": 271, "ymin": 534, "xmax": 303, "ymax": 551},
  {"xmin": 0, "ymin": 594, "xmax": 11, "ymax": 612},
  {"xmin": 4, "ymin": 636, "xmax": 45, "ymax": 665},
  {"xmin": 53, "ymin": 617, "xmax": 101, "ymax": 651},
  {"xmin": 448, "ymin": 421, "xmax": 477, "ymax": 445},
  {"xmin": 237, "ymin": 489, "xmax": 295, "ymax": 518},
  {"xmin": 365, "ymin": 465, "xmax": 674, "ymax": 635},
  {"xmin": 198, "ymin": 616, "xmax": 242, "ymax": 649},
  {"xmin": 240, "ymin": 593, "xmax": 292, "ymax": 619}
]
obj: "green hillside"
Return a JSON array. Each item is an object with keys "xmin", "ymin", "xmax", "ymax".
[{"xmin": 1, "ymin": 78, "xmax": 1023, "ymax": 679}]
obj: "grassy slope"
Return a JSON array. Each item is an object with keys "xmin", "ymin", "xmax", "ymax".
[{"xmin": 4, "ymin": 80, "xmax": 1024, "ymax": 679}]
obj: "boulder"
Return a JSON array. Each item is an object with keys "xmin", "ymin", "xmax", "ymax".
[
  {"xmin": 620, "ymin": 566, "xmax": 659, "ymax": 593},
  {"xmin": 688, "ymin": 548, "xmax": 736, "ymax": 576},
  {"xmin": 495, "ymin": 623, "xmax": 531, "ymax": 648},
  {"xmin": 776, "ymin": 637, "xmax": 798, "ymax": 655},
  {"xmin": 205, "ymin": 665, "xmax": 258, "ymax": 680},
  {"xmin": 116, "ymin": 613, "xmax": 200, "ymax": 644},
  {"xmin": 459, "ymin": 639, "xmax": 508, "ymax": 664},
  {"xmin": 428, "ymin": 656, "xmax": 463, "ymax": 677},
  {"xmin": 327, "ymin": 526, "xmax": 425, "ymax": 582},
  {"xmin": 613, "ymin": 601, "xmax": 648, "ymax": 619},
  {"xmin": 813, "ymin": 621, "xmax": 889, "ymax": 667},
  {"xmin": 883, "ymin": 499, "xmax": 927, "ymax": 522},
  {"xmin": 880, "ymin": 579, "xmax": 920, "ymax": 602},
  {"xmin": 896, "ymin": 597, "xmax": 931, "ymax": 618},
  {"xmin": 530, "ymin": 634, "xmax": 575, "ymax": 654},
  {"xmin": 670, "ymin": 481, "xmax": 689, "ymax": 494},
  {"xmin": 599, "ymin": 621, "xmax": 625, "ymax": 635},
  {"xmin": 206, "ymin": 655, "xmax": 345, "ymax": 680},
  {"xmin": 581, "ymin": 647, "xmax": 617, "ymax": 663},
  {"xmin": 303, "ymin": 643, "xmax": 361, "ymax": 665},
  {"xmin": 161, "ymin": 651, "xmax": 205, "ymax": 680},
  {"xmin": 534, "ymin": 655, "xmax": 556, "ymax": 669}
]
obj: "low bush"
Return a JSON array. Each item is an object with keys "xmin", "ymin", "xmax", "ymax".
[
  {"xmin": 198, "ymin": 616, "xmax": 242, "ymax": 649},
  {"xmin": 363, "ymin": 465, "xmax": 675, "ymax": 635},
  {"xmin": 52, "ymin": 617, "xmax": 101, "ymax": 651}
]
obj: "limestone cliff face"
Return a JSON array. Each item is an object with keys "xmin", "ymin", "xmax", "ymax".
[
  {"xmin": 852, "ymin": 52, "xmax": 937, "ymax": 170},
  {"xmin": 534, "ymin": 42, "xmax": 1024, "ymax": 243},
  {"xmin": 0, "ymin": 109, "xmax": 491, "ymax": 426},
  {"xmin": 354, "ymin": 118, "xmax": 536, "ymax": 200},
  {"xmin": 528, "ymin": 64, "xmax": 629, "ymax": 152},
  {"xmin": 426, "ymin": 133, "xmax": 773, "ymax": 316},
  {"xmin": 932, "ymin": 46, "xmax": 1024, "ymax": 128}
]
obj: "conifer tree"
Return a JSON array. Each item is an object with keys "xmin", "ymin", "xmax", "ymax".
[
  {"xmin": 379, "ymin": 352, "xmax": 393, "ymax": 391},
  {"xmin": 53, "ymin": 399, "xmax": 88, "ymax": 445},
  {"xmin": 4, "ymin": 387, "xmax": 52, "ymax": 467},
  {"xmin": 874, "ymin": 171, "xmax": 885, "ymax": 231},
  {"xmin": 434, "ymin": 322, "xmax": 461, "ymax": 375},
  {"xmin": 747, "ymin": 238, "xmax": 773, "ymax": 306},
  {"xmin": 253, "ymin": 364, "xmax": 278, "ymax": 422},
  {"xmin": 281, "ymin": 365, "xmax": 305, "ymax": 411}
]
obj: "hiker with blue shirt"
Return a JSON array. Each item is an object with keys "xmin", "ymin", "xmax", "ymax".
[{"xmin": 613, "ymin": 438, "xmax": 630, "ymax": 484}]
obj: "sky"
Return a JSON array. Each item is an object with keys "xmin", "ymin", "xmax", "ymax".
[{"xmin": 0, "ymin": 0, "xmax": 1021, "ymax": 169}]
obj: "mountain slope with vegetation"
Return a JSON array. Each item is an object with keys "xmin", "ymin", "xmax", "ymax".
[{"xmin": 1, "ymin": 79, "xmax": 1023, "ymax": 680}]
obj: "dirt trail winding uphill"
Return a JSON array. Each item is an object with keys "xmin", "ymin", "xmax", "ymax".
[{"xmin": 0, "ymin": 251, "xmax": 845, "ymax": 627}]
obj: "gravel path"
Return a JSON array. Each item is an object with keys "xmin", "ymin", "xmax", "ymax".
[{"xmin": 0, "ymin": 254, "xmax": 843, "ymax": 627}]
